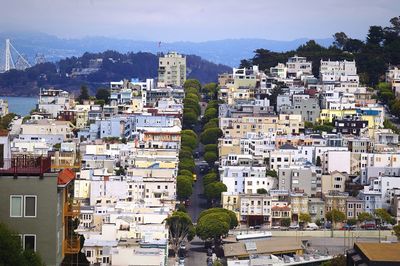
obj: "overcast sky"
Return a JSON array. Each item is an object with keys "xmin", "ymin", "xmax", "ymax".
[{"xmin": 1, "ymin": 0, "xmax": 399, "ymax": 42}]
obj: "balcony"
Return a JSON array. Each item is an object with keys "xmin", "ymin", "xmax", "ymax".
[
  {"xmin": 64, "ymin": 202, "xmax": 80, "ymax": 217},
  {"xmin": 0, "ymin": 156, "xmax": 51, "ymax": 176},
  {"xmin": 64, "ymin": 236, "xmax": 80, "ymax": 254}
]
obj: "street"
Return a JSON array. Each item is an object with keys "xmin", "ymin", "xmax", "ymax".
[{"xmin": 181, "ymin": 102, "xmax": 209, "ymax": 266}]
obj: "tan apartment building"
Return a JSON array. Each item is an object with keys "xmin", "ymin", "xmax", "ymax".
[
  {"xmin": 158, "ymin": 52, "xmax": 186, "ymax": 87},
  {"xmin": 219, "ymin": 114, "xmax": 303, "ymax": 138}
]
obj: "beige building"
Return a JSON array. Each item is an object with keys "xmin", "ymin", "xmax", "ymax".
[
  {"xmin": 219, "ymin": 114, "xmax": 303, "ymax": 138},
  {"xmin": 20, "ymin": 119, "xmax": 73, "ymax": 142},
  {"xmin": 158, "ymin": 52, "xmax": 186, "ymax": 87},
  {"xmin": 290, "ymin": 193, "xmax": 309, "ymax": 222},
  {"xmin": 324, "ymin": 191, "xmax": 348, "ymax": 214},
  {"xmin": 346, "ymin": 197, "xmax": 364, "ymax": 220},
  {"xmin": 240, "ymin": 194, "xmax": 272, "ymax": 226},
  {"xmin": 321, "ymin": 171, "xmax": 348, "ymax": 195}
]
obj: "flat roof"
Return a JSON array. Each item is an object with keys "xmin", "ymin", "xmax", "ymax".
[
  {"xmin": 356, "ymin": 242, "xmax": 400, "ymax": 262},
  {"xmin": 223, "ymin": 237, "xmax": 303, "ymax": 258}
]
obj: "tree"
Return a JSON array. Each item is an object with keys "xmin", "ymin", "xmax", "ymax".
[
  {"xmin": 184, "ymin": 79, "xmax": 201, "ymax": 91},
  {"xmin": 204, "ymin": 182, "xmax": 227, "ymax": 202},
  {"xmin": 347, "ymin": 218, "xmax": 357, "ymax": 226},
  {"xmin": 204, "ymin": 144, "xmax": 218, "ymax": 153},
  {"xmin": 200, "ymin": 128, "xmax": 223, "ymax": 145},
  {"xmin": 204, "ymin": 108, "xmax": 218, "ymax": 122},
  {"xmin": 357, "ymin": 212, "xmax": 374, "ymax": 223},
  {"xmin": 299, "ymin": 213, "xmax": 311, "ymax": 224},
  {"xmin": 316, "ymin": 156, "xmax": 322, "ymax": 167},
  {"xmin": 315, "ymin": 219, "xmax": 323, "ymax": 227},
  {"xmin": 199, "ymin": 208, "xmax": 238, "ymax": 229},
  {"xmin": 196, "ymin": 213, "xmax": 230, "ymax": 243},
  {"xmin": 198, "ymin": 208, "xmax": 238, "ymax": 229},
  {"xmin": 257, "ymin": 188, "xmax": 268, "ymax": 194},
  {"xmin": 281, "ymin": 218, "xmax": 291, "ymax": 227},
  {"xmin": 393, "ymin": 224, "xmax": 400, "ymax": 240},
  {"xmin": 178, "ymin": 158, "xmax": 195, "ymax": 172},
  {"xmin": 185, "ymin": 87, "xmax": 199, "ymax": 96},
  {"xmin": 181, "ymin": 134, "xmax": 197, "ymax": 150},
  {"xmin": 0, "ymin": 113, "xmax": 16, "ymax": 130},
  {"xmin": 78, "ymin": 85, "xmax": 90, "ymax": 103},
  {"xmin": 333, "ymin": 32, "xmax": 349, "ymax": 49},
  {"xmin": 179, "ymin": 150, "xmax": 193, "ymax": 160},
  {"xmin": 186, "ymin": 93, "xmax": 200, "ymax": 103},
  {"xmin": 0, "ymin": 222, "xmax": 44, "ymax": 266},
  {"xmin": 177, "ymin": 176, "xmax": 193, "ymax": 200},
  {"xmin": 95, "ymin": 88, "xmax": 110, "ymax": 103},
  {"xmin": 374, "ymin": 208, "xmax": 393, "ymax": 224},
  {"xmin": 326, "ymin": 209, "xmax": 346, "ymax": 227},
  {"xmin": 179, "ymin": 169, "xmax": 193, "ymax": 176},
  {"xmin": 203, "ymin": 120, "xmax": 219, "ymax": 130},
  {"xmin": 266, "ymin": 169, "xmax": 277, "ymax": 178},
  {"xmin": 183, "ymin": 111, "xmax": 198, "ymax": 128},
  {"xmin": 367, "ymin": 26, "xmax": 384, "ymax": 46},
  {"xmin": 181, "ymin": 130, "xmax": 197, "ymax": 140},
  {"xmin": 203, "ymin": 172, "xmax": 218, "ymax": 186},
  {"xmin": 164, "ymin": 211, "xmax": 195, "ymax": 259},
  {"xmin": 204, "ymin": 151, "xmax": 218, "ymax": 166},
  {"xmin": 203, "ymin": 83, "xmax": 218, "ymax": 99}
]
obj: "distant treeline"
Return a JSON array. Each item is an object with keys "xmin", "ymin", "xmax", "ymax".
[
  {"xmin": 0, "ymin": 51, "xmax": 230, "ymax": 96},
  {"xmin": 240, "ymin": 16, "xmax": 400, "ymax": 87}
]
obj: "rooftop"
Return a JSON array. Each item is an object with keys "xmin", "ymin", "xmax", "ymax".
[
  {"xmin": 223, "ymin": 237, "xmax": 303, "ymax": 258},
  {"xmin": 355, "ymin": 242, "xmax": 400, "ymax": 262}
]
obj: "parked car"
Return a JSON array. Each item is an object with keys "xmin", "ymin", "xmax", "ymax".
[
  {"xmin": 254, "ymin": 225, "xmax": 261, "ymax": 230},
  {"xmin": 305, "ymin": 223, "xmax": 319, "ymax": 230},
  {"xmin": 289, "ymin": 224, "xmax": 299, "ymax": 230},
  {"xmin": 340, "ymin": 224, "xmax": 356, "ymax": 230},
  {"xmin": 379, "ymin": 224, "xmax": 393, "ymax": 230},
  {"xmin": 361, "ymin": 222, "xmax": 376, "ymax": 230},
  {"xmin": 271, "ymin": 225, "xmax": 281, "ymax": 230}
]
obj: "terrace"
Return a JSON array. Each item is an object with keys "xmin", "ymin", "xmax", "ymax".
[{"xmin": 0, "ymin": 155, "xmax": 51, "ymax": 177}]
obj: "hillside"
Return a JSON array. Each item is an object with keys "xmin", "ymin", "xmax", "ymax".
[
  {"xmin": 0, "ymin": 31, "xmax": 332, "ymax": 67},
  {"xmin": 240, "ymin": 16, "xmax": 400, "ymax": 86},
  {"xmin": 0, "ymin": 51, "xmax": 231, "ymax": 96}
]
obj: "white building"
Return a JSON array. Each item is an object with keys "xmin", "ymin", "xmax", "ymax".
[
  {"xmin": 286, "ymin": 56, "xmax": 312, "ymax": 78},
  {"xmin": 38, "ymin": 88, "xmax": 71, "ymax": 118}
]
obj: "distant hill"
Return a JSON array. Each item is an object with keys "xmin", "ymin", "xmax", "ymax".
[
  {"xmin": 0, "ymin": 50, "xmax": 231, "ymax": 97},
  {"xmin": 0, "ymin": 31, "xmax": 333, "ymax": 67}
]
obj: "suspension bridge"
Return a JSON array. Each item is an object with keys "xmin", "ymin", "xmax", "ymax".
[{"xmin": 0, "ymin": 39, "xmax": 46, "ymax": 73}]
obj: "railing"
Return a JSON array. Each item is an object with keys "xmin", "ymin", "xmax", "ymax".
[
  {"xmin": 0, "ymin": 156, "xmax": 51, "ymax": 176},
  {"xmin": 64, "ymin": 237, "xmax": 80, "ymax": 254},
  {"xmin": 64, "ymin": 202, "xmax": 80, "ymax": 217}
]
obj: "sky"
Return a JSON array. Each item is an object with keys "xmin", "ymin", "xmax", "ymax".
[{"xmin": 0, "ymin": 0, "xmax": 399, "ymax": 42}]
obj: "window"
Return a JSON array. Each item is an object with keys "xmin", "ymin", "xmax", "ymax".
[
  {"xmin": 24, "ymin": 235, "xmax": 36, "ymax": 251},
  {"xmin": 86, "ymin": 250, "xmax": 92, "ymax": 257},
  {"xmin": 24, "ymin": 196, "xmax": 37, "ymax": 217},
  {"xmin": 102, "ymin": 257, "xmax": 110, "ymax": 263},
  {"xmin": 10, "ymin": 195, "xmax": 23, "ymax": 217}
]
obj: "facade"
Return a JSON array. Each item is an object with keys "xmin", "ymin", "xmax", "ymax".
[
  {"xmin": 158, "ymin": 52, "xmax": 186, "ymax": 87},
  {"xmin": 38, "ymin": 88, "xmax": 71, "ymax": 118},
  {"xmin": 0, "ymin": 98, "xmax": 8, "ymax": 117},
  {"xmin": 286, "ymin": 56, "xmax": 312, "ymax": 78},
  {"xmin": 0, "ymin": 166, "xmax": 79, "ymax": 266},
  {"xmin": 346, "ymin": 197, "xmax": 364, "ymax": 220},
  {"xmin": 239, "ymin": 194, "xmax": 272, "ymax": 226}
]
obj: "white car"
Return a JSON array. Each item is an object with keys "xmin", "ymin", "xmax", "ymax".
[{"xmin": 289, "ymin": 224, "xmax": 299, "ymax": 230}]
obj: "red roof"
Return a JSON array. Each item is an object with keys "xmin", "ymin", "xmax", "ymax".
[
  {"xmin": 57, "ymin": 168, "xmax": 75, "ymax": 186},
  {"xmin": 272, "ymin": 206, "xmax": 291, "ymax": 211}
]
